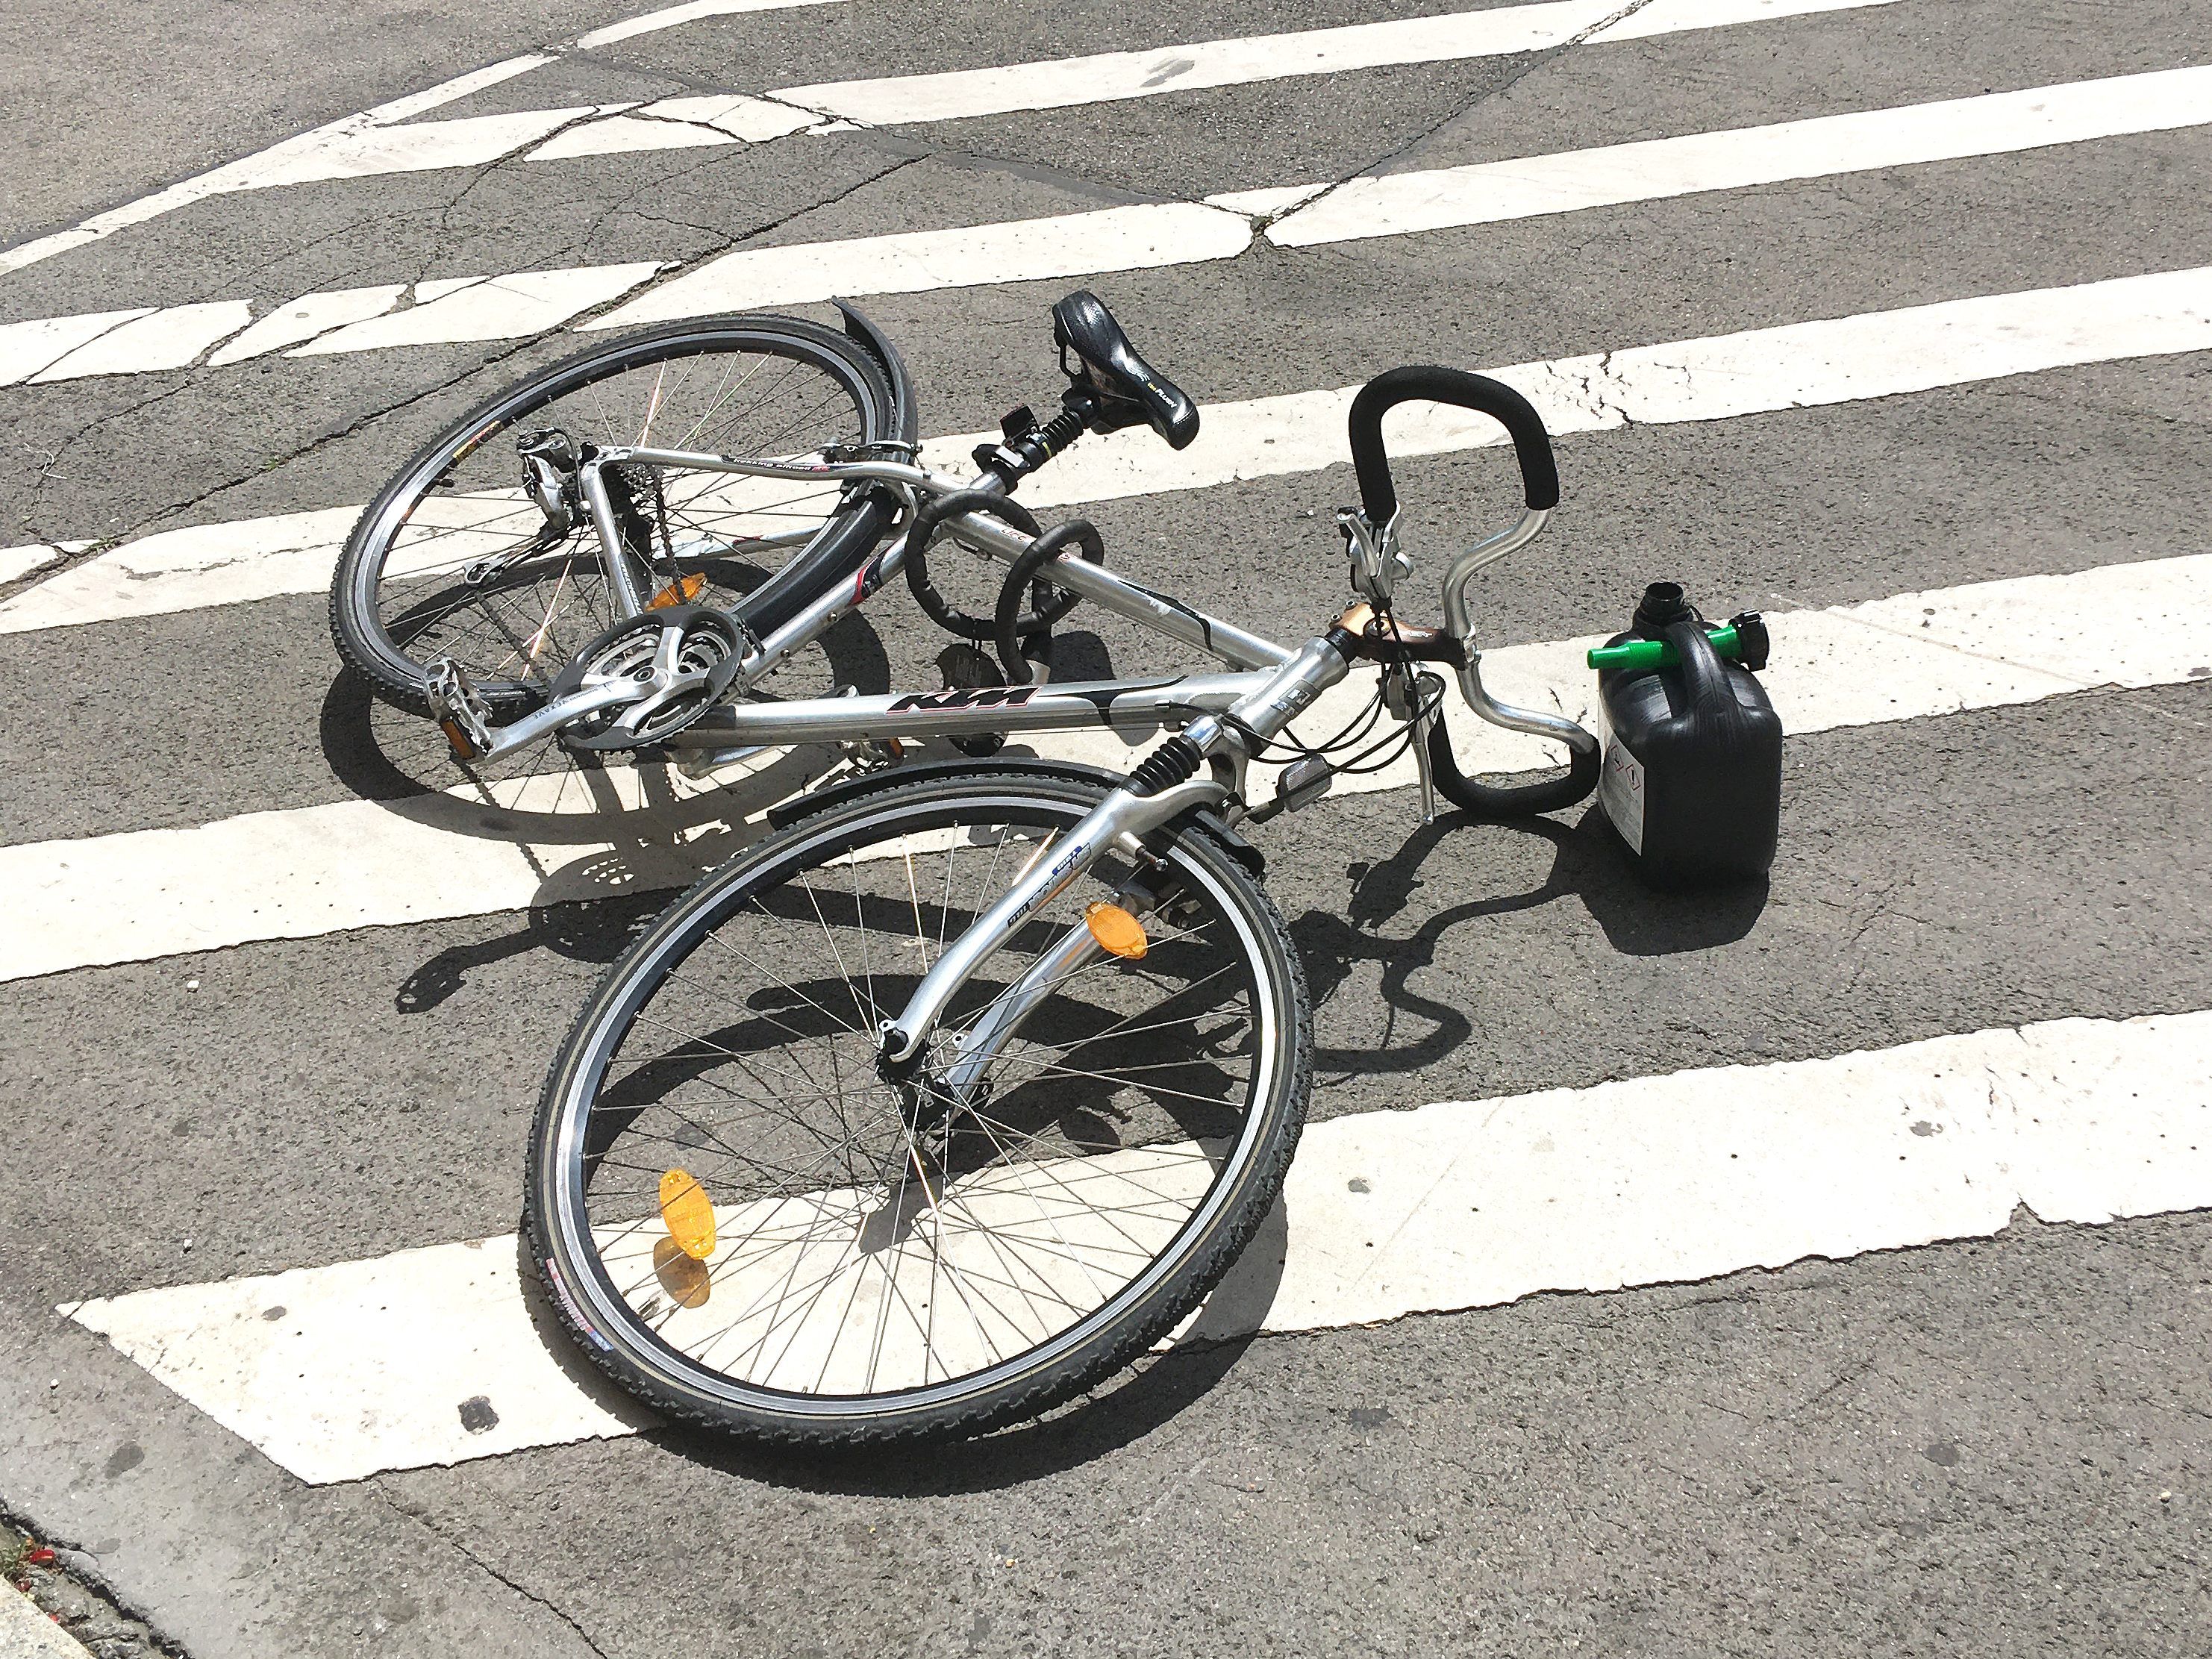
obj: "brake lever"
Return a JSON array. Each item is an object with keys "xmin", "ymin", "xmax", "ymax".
[{"xmin": 1337, "ymin": 506, "xmax": 1411, "ymax": 610}]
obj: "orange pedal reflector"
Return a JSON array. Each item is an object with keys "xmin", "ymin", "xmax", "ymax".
[
  {"xmin": 1084, "ymin": 901, "xmax": 1148, "ymax": 960},
  {"xmin": 658, "ymin": 1168, "xmax": 716, "ymax": 1260},
  {"xmin": 652, "ymin": 1237, "xmax": 711, "ymax": 1308},
  {"xmin": 646, "ymin": 572, "xmax": 707, "ymax": 610},
  {"xmin": 438, "ymin": 718, "xmax": 480, "ymax": 761}
]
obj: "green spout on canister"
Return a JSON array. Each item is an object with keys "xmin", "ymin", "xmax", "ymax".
[{"xmin": 1587, "ymin": 624, "xmax": 1741, "ymax": 672}]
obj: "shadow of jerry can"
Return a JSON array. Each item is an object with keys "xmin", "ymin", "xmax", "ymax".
[{"xmin": 1590, "ymin": 581, "xmax": 1784, "ymax": 888}]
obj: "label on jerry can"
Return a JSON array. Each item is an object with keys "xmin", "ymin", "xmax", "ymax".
[{"xmin": 1599, "ymin": 738, "xmax": 1646, "ymax": 852}]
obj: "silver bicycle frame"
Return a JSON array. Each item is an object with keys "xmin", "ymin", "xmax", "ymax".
[
  {"xmin": 880, "ymin": 637, "xmax": 1356, "ymax": 1079},
  {"xmin": 472, "ymin": 435, "xmax": 1589, "ymax": 1091},
  {"xmin": 463, "ymin": 446, "xmax": 1293, "ymax": 763}
]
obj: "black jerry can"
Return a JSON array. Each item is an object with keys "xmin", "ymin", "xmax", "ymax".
[{"xmin": 1596, "ymin": 590, "xmax": 1783, "ymax": 887}]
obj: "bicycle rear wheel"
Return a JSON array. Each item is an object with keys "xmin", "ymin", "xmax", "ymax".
[
  {"xmin": 525, "ymin": 769, "xmax": 1310, "ymax": 1446},
  {"xmin": 331, "ymin": 314, "xmax": 898, "ymax": 713}
]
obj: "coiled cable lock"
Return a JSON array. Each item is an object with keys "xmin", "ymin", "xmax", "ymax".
[{"xmin": 900, "ymin": 490, "xmax": 1105, "ymax": 682}]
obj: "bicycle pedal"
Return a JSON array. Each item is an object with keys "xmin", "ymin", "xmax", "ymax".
[{"xmin": 425, "ymin": 657, "xmax": 494, "ymax": 763}]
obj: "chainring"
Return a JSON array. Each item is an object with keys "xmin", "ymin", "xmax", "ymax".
[{"xmin": 549, "ymin": 606, "xmax": 750, "ymax": 753}]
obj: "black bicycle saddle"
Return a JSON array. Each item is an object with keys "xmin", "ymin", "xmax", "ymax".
[{"xmin": 1051, "ymin": 291, "xmax": 1200, "ymax": 450}]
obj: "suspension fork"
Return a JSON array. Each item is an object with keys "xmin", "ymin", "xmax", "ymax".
[
  {"xmin": 933, "ymin": 913, "xmax": 1101, "ymax": 1106},
  {"xmin": 931, "ymin": 850, "xmax": 1193, "ymax": 1105},
  {"xmin": 878, "ymin": 628, "xmax": 1355, "ymax": 1088},
  {"xmin": 877, "ymin": 774, "xmax": 1228, "ymax": 1080}
]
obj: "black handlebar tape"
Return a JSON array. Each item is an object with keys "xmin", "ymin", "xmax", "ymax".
[
  {"xmin": 1346, "ymin": 366, "xmax": 1560, "ymax": 520},
  {"xmin": 1422, "ymin": 709, "xmax": 1599, "ymax": 818}
]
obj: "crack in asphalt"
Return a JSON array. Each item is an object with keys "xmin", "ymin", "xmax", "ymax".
[
  {"xmin": 0, "ymin": 1501, "xmax": 190, "ymax": 1658},
  {"xmin": 4, "ymin": 310, "xmax": 151, "ymax": 386},
  {"xmin": 1229, "ymin": 0, "xmax": 1669, "ymax": 234},
  {"xmin": 21, "ymin": 374, "xmax": 210, "ymax": 528},
  {"xmin": 8, "ymin": 1, "xmax": 1662, "ymax": 569},
  {"xmin": 4, "ymin": 144, "xmax": 919, "ymax": 563},
  {"xmin": 372, "ymin": 1489, "xmax": 612, "ymax": 1659},
  {"xmin": 390, "ymin": 101, "xmax": 654, "ymax": 302}
]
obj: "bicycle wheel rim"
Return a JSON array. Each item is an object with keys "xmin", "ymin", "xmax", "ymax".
[
  {"xmin": 336, "ymin": 318, "xmax": 893, "ymax": 710},
  {"xmin": 535, "ymin": 783, "xmax": 1299, "ymax": 1426}
]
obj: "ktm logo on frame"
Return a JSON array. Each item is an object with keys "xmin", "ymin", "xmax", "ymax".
[{"xmin": 887, "ymin": 686, "xmax": 1043, "ymax": 713}]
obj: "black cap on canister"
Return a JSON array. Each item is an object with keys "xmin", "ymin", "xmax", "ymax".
[{"xmin": 1632, "ymin": 581, "xmax": 1697, "ymax": 636}]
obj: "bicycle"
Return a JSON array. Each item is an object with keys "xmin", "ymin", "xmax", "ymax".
[{"xmin": 437, "ymin": 291, "xmax": 1605, "ymax": 1445}]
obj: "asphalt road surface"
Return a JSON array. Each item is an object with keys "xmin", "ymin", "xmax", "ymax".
[{"xmin": 4, "ymin": 0, "xmax": 2210, "ymax": 1653}]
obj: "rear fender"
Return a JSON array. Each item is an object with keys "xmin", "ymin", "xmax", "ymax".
[{"xmin": 834, "ymin": 302, "xmax": 919, "ymax": 446}]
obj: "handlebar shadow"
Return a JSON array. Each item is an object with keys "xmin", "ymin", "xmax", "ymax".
[{"xmin": 1293, "ymin": 807, "xmax": 1768, "ymax": 1082}]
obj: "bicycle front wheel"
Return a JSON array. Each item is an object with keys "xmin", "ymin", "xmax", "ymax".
[
  {"xmin": 526, "ymin": 769, "xmax": 1310, "ymax": 1446},
  {"xmin": 331, "ymin": 314, "xmax": 898, "ymax": 713}
]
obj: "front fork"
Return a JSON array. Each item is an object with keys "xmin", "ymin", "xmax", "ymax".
[
  {"xmin": 878, "ymin": 629, "xmax": 1353, "ymax": 1096},
  {"xmin": 877, "ymin": 770, "xmax": 1229, "ymax": 1089}
]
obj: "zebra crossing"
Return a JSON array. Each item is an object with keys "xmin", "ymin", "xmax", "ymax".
[
  {"xmin": 0, "ymin": 0, "xmax": 1909, "ymax": 291},
  {"xmin": 64, "ymin": 1010, "xmax": 2212, "ymax": 1484},
  {"xmin": 3, "ymin": 0, "xmax": 2208, "ymax": 1651},
  {"xmin": 8, "ymin": 57, "xmax": 2208, "ymax": 383}
]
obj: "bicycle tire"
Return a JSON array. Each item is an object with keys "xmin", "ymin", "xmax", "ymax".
[
  {"xmin": 331, "ymin": 314, "xmax": 898, "ymax": 715},
  {"xmin": 525, "ymin": 767, "xmax": 1311, "ymax": 1446}
]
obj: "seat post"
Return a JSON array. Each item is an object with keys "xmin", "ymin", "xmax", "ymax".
[{"xmin": 972, "ymin": 390, "xmax": 1098, "ymax": 486}]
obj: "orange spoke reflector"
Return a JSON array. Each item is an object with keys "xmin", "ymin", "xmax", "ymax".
[
  {"xmin": 652, "ymin": 1237, "xmax": 711, "ymax": 1308},
  {"xmin": 646, "ymin": 572, "xmax": 707, "ymax": 610},
  {"xmin": 658, "ymin": 1168, "xmax": 716, "ymax": 1260},
  {"xmin": 1084, "ymin": 901, "xmax": 1148, "ymax": 960}
]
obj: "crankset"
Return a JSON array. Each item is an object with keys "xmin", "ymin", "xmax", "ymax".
[{"xmin": 548, "ymin": 606, "xmax": 752, "ymax": 753}]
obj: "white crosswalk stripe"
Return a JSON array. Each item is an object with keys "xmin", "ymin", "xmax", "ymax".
[
  {"xmin": 593, "ymin": 201, "xmax": 1256, "ymax": 328},
  {"xmin": 1260, "ymin": 65, "xmax": 2212, "ymax": 244},
  {"xmin": 769, "ymin": 0, "xmax": 1905, "ymax": 123},
  {"xmin": 1, "ymin": 552, "xmax": 2202, "ymax": 981},
  {"xmin": 6, "ymin": 0, "xmax": 2210, "ymax": 1575},
  {"xmin": 64, "ymin": 1010, "xmax": 2212, "ymax": 1483}
]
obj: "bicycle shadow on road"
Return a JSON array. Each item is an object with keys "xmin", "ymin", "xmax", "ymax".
[
  {"xmin": 319, "ymin": 664, "xmax": 844, "ymax": 846},
  {"xmin": 1289, "ymin": 806, "xmax": 1769, "ymax": 1081},
  {"xmin": 379, "ymin": 805, "xmax": 804, "ymax": 1015},
  {"xmin": 639, "ymin": 1201, "xmax": 1291, "ymax": 1498},
  {"xmin": 476, "ymin": 808, "xmax": 1769, "ymax": 1485}
]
